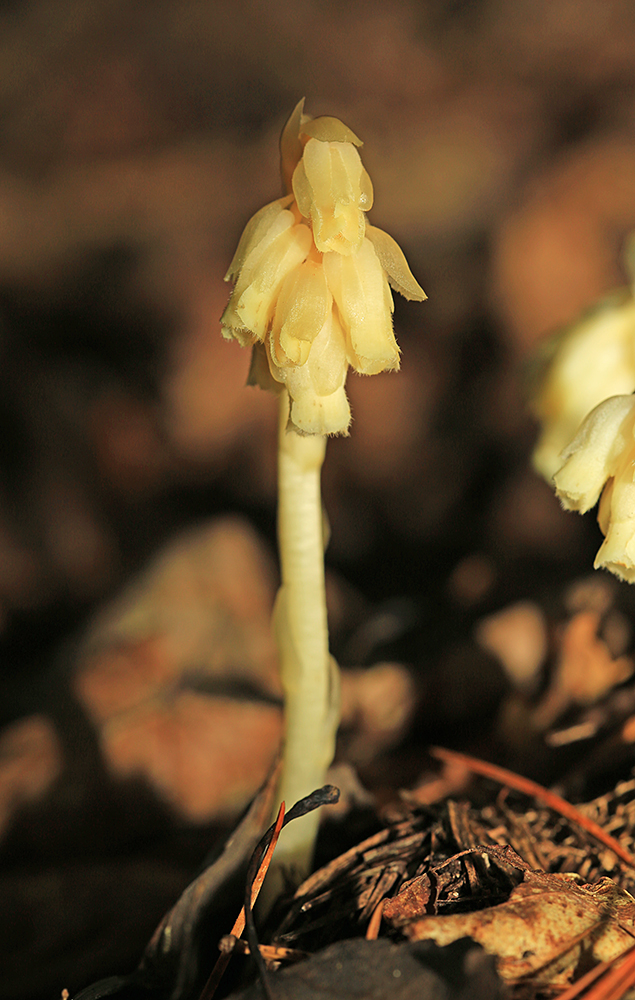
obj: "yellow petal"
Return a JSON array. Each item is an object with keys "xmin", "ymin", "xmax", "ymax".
[
  {"xmin": 276, "ymin": 332, "xmax": 311, "ymax": 366},
  {"xmin": 305, "ymin": 310, "xmax": 348, "ymax": 397},
  {"xmin": 272, "ymin": 258, "xmax": 332, "ymax": 365},
  {"xmin": 224, "ymin": 196, "xmax": 293, "ymax": 283},
  {"xmin": 222, "ymin": 208, "xmax": 291, "ymax": 343},
  {"xmin": 276, "ymin": 312, "xmax": 347, "ymax": 397},
  {"xmin": 290, "ymin": 386, "xmax": 351, "ymax": 436},
  {"xmin": 225, "ymin": 219, "xmax": 312, "ymax": 342},
  {"xmin": 280, "ymin": 98, "xmax": 309, "ymax": 194},
  {"xmin": 324, "ymin": 238, "xmax": 399, "ymax": 375},
  {"xmin": 553, "ymin": 395, "xmax": 635, "ymax": 512},
  {"xmin": 225, "ymin": 207, "xmax": 297, "ymax": 306},
  {"xmin": 366, "ymin": 224, "xmax": 426, "ymax": 301},
  {"xmin": 291, "ymin": 158, "xmax": 312, "ymax": 220},
  {"xmin": 590, "ymin": 396, "xmax": 635, "ymax": 581},
  {"xmin": 300, "ymin": 116, "xmax": 363, "ymax": 146},
  {"xmin": 293, "ymin": 139, "xmax": 366, "ymax": 255},
  {"xmin": 594, "ymin": 472, "xmax": 635, "ymax": 582},
  {"xmin": 359, "ymin": 166, "xmax": 374, "ymax": 212},
  {"xmin": 272, "ymin": 312, "xmax": 351, "ymax": 436}
]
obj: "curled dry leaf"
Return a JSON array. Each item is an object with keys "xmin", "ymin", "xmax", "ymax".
[{"xmin": 386, "ymin": 855, "xmax": 635, "ymax": 989}]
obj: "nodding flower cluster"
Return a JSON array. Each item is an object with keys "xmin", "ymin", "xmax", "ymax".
[
  {"xmin": 221, "ymin": 100, "xmax": 426, "ymax": 436},
  {"xmin": 531, "ymin": 242, "xmax": 635, "ymax": 582},
  {"xmin": 554, "ymin": 393, "xmax": 635, "ymax": 582}
]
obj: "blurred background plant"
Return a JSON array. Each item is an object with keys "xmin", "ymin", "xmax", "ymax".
[
  {"xmin": 4, "ymin": 1, "xmax": 635, "ymax": 997},
  {"xmin": 530, "ymin": 240, "xmax": 635, "ymax": 581}
]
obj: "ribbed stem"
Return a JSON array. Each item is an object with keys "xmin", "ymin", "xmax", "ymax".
[{"xmin": 271, "ymin": 390, "xmax": 339, "ymax": 882}]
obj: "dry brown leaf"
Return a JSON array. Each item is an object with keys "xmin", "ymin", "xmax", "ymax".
[
  {"xmin": 339, "ymin": 662, "xmax": 416, "ymax": 765},
  {"xmin": 533, "ymin": 610, "xmax": 633, "ymax": 729},
  {"xmin": 383, "ymin": 874, "xmax": 434, "ymax": 923},
  {"xmin": 391, "ymin": 865, "xmax": 635, "ymax": 988},
  {"xmin": 475, "ymin": 601, "xmax": 547, "ymax": 693},
  {"xmin": 101, "ymin": 692, "xmax": 282, "ymax": 823},
  {"xmin": 77, "ymin": 517, "xmax": 282, "ymax": 699},
  {"xmin": 71, "ymin": 519, "xmax": 284, "ymax": 821},
  {"xmin": 0, "ymin": 715, "xmax": 62, "ymax": 836}
]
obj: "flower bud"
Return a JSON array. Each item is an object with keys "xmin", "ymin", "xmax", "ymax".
[
  {"xmin": 292, "ymin": 138, "xmax": 372, "ymax": 255},
  {"xmin": 271, "ymin": 258, "xmax": 332, "ymax": 366},
  {"xmin": 221, "ymin": 208, "xmax": 311, "ymax": 345},
  {"xmin": 596, "ymin": 469, "xmax": 635, "ymax": 582}
]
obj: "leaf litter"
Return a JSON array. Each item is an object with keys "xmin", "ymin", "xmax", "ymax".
[{"xmin": 70, "ymin": 748, "xmax": 635, "ymax": 1000}]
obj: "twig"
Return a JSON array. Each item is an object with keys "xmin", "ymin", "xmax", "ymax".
[
  {"xmin": 553, "ymin": 959, "xmax": 615, "ymax": 1000},
  {"xmin": 218, "ymin": 937, "xmax": 306, "ymax": 962}
]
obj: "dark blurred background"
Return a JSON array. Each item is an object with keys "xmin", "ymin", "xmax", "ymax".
[{"xmin": 3, "ymin": 1, "xmax": 635, "ymax": 997}]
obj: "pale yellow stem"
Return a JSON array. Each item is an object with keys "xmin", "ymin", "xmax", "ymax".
[{"xmin": 271, "ymin": 389, "xmax": 340, "ymax": 883}]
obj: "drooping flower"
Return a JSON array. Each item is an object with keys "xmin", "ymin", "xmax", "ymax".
[
  {"xmin": 221, "ymin": 99, "xmax": 426, "ymax": 436},
  {"xmin": 531, "ymin": 291, "xmax": 635, "ymax": 481},
  {"xmin": 553, "ymin": 393, "xmax": 635, "ymax": 581}
]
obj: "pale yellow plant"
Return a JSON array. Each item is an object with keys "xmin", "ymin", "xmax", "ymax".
[
  {"xmin": 554, "ymin": 394, "xmax": 635, "ymax": 582},
  {"xmin": 222, "ymin": 100, "xmax": 425, "ymax": 884},
  {"xmin": 531, "ymin": 292, "xmax": 635, "ymax": 481},
  {"xmin": 222, "ymin": 99, "xmax": 425, "ymax": 437},
  {"xmin": 531, "ymin": 238, "xmax": 635, "ymax": 585}
]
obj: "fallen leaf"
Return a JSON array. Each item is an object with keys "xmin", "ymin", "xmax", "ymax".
[
  {"xmin": 391, "ymin": 858, "xmax": 635, "ymax": 988},
  {"xmin": 475, "ymin": 601, "xmax": 547, "ymax": 694},
  {"xmin": 533, "ymin": 610, "xmax": 633, "ymax": 729},
  {"xmin": 0, "ymin": 715, "xmax": 62, "ymax": 837},
  {"xmin": 73, "ymin": 519, "xmax": 284, "ymax": 821},
  {"xmin": 101, "ymin": 692, "xmax": 282, "ymax": 822}
]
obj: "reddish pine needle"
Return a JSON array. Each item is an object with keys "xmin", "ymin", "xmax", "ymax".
[
  {"xmin": 430, "ymin": 747, "xmax": 635, "ymax": 869},
  {"xmin": 554, "ymin": 959, "xmax": 615, "ymax": 1000},
  {"xmin": 199, "ymin": 801, "xmax": 286, "ymax": 1000},
  {"xmin": 558, "ymin": 945, "xmax": 635, "ymax": 1000},
  {"xmin": 588, "ymin": 946, "xmax": 635, "ymax": 1000}
]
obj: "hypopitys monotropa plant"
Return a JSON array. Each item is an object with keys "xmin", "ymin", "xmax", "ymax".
[
  {"xmin": 222, "ymin": 100, "xmax": 425, "ymax": 882},
  {"xmin": 532, "ymin": 238, "xmax": 635, "ymax": 582}
]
